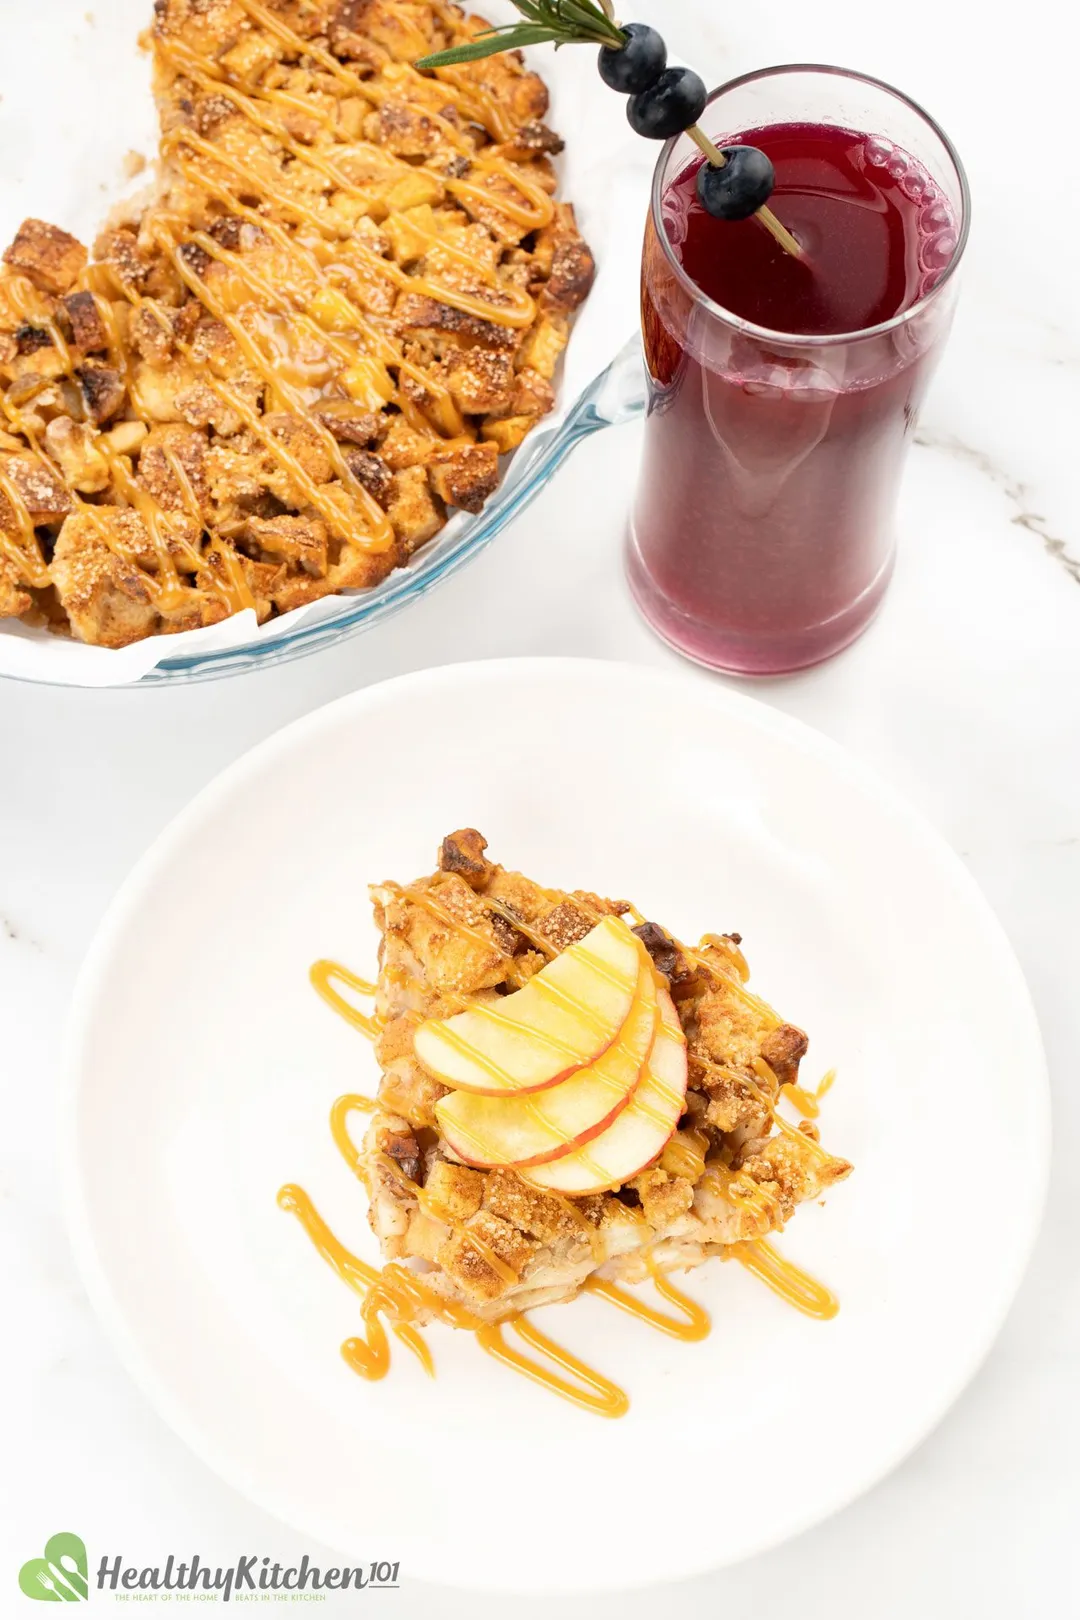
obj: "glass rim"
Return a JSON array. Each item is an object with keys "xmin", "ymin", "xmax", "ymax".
[{"xmin": 650, "ymin": 62, "xmax": 972, "ymax": 348}]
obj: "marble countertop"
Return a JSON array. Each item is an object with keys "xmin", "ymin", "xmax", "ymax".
[{"xmin": 2, "ymin": 1, "xmax": 1077, "ymax": 1615}]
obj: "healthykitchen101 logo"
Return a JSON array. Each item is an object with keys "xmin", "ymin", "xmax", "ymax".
[{"xmin": 19, "ymin": 1533, "xmax": 400, "ymax": 1602}]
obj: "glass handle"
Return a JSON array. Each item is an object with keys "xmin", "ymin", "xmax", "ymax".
[
  {"xmin": 579, "ymin": 334, "xmax": 648, "ymax": 430},
  {"xmin": 493, "ymin": 336, "xmax": 646, "ymax": 518}
]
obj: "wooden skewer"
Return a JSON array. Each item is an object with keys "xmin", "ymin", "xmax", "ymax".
[{"xmin": 687, "ymin": 124, "xmax": 803, "ymax": 260}]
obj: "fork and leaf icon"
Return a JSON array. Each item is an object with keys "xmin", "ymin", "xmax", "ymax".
[{"xmin": 18, "ymin": 1534, "xmax": 89, "ymax": 1602}]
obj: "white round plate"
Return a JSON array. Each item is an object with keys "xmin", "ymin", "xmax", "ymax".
[{"xmin": 64, "ymin": 659, "xmax": 1049, "ymax": 1592}]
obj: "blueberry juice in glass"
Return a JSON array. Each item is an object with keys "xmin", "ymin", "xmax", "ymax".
[{"xmin": 626, "ymin": 67, "xmax": 969, "ymax": 675}]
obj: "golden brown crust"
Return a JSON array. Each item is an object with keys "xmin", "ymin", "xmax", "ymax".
[
  {"xmin": 362, "ymin": 835, "xmax": 853, "ymax": 1322},
  {"xmin": 0, "ymin": 0, "xmax": 592, "ymax": 647}
]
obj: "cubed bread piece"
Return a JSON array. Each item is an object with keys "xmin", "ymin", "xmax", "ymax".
[
  {"xmin": 50, "ymin": 507, "xmax": 160, "ymax": 647},
  {"xmin": 424, "ymin": 1159, "xmax": 485, "ymax": 1223},
  {"xmin": 427, "ymin": 442, "xmax": 498, "ymax": 514},
  {"xmin": 3, "ymin": 219, "xmax": 87, "ymax": 296},
  {"xmin": 436, "ymin": 1211, "xmax": 535, "ymax": 1303},
  {"xmin": 387, "ymin": 465, "xmax": 444, "ymax": 551}
]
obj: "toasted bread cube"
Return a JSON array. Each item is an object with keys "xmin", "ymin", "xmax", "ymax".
[
  {"xmin": 444, "ymin": 347, "xmax": 515, "ymax": 416},
  {"xmin": 404, "ymin": 1210, "xmax": 450, "ymax": 1265},
  {"xmin": 517, "ymin": 313, "xmax": 568, "ymax": 380},
  {"xmin": 424, "ymin": 1159, "xmax": 485, "ymax": 1223},
  {"xmin": 481, "ymin": 416, "xmax": 533, "ymax": 454},
  {"xmin": 263, "ymin": 413, "xmax": 336, "ymax": 485},
  {"xmin": 3, "ymin": 219, "xmax": 87, "ymax": 296},
  {"xmin": 358, "ymin": 0, "xmax": 438, "ymax": 59},
  {"xmin": 760, "ymin": 1022, "xmax": 810, "ymax": 1089},
  {"xmin": 438, "ymin": 828, "xmax": 494, "ymax": 887},
  {"xmin": 377, "ymin": 100, "xmax": 444, "ymax": 159},
  {"xmin": 63, "ymin": 290, "xmax": 108, "ymax": 353},
  {"xmin": 537, "ymin": 204, "xmax": 596, "ymax": 314},
  {"xmin": 633, "ymin": 1169, "xmax": 695, "ymax": 1230},
  {"xmin": 78, "ymin": 360, "xmax": 126, "ymax": 424},
  {"xmin": 395, "ymin": 292, "xmax": 519, "ymax": 352},
  {"xmin": 437, "ymin": 1211, "xmax": 534, "ymax": 1303},
  {"xmin": 384, "ymin": 172, "xmax": 444, "ymax": 213},
  {"xmin": 43, "ymin": 418, "xmax": 110, "ymax": 494},
  {"xmin": 245, "ymin": 514, "xmax": 329, "ymax": 577},
  {"xmin": 50, "ymin": 507, "xmax": 160, "ymax": 647},
  {"xmin": 0, "ymin": 451, "xmax": 73, "ymax": 522},
  {"xmin": 427, "ymin": 442, "xmax": 499, "ymax": 514},
  {"xmin": 219, "ymin": 30, "xmax": 279, "ymax": 81},
  {"xmin": 482, "ymin": 1172, "xmax": 590, "ymax": 1245},
  {"xmin": 138, "ymin": 425, "xmax": 210, "ymax": 516},
  {"xmin": 341, "ymin": 357, "xmax": 396, "ymax": 410}
]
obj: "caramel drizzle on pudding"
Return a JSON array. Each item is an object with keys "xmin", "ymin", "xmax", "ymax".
[
  {"xmin": 310, "ymin": 959, "xmax": 382, "ymax": 1041},
  {"xmin": 781, "ymin": 1067, "xmax": 836, "ymax": 1120},
  {"xmin": 727, "ymin": 1239, "xmax": 839, "ymax": 1320},
  {"xmin": 0, "ymin": 2, "xmax": 556, "ymax": 609},
  {"xmin": 282, "ymin": 897, "xmax": 842, "ymax": 1414}
]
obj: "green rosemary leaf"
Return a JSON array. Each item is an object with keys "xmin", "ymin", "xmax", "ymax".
[
  {"xmin": 551, "ymin": 0, "xmax": 625, "ymax": 44},
  {"xmin": 416, "ymin": 25, "xmax": 563, "ymax": 70}
]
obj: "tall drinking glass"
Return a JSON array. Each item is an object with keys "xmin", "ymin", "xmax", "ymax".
[{"xmin": 626, "ymin": 66, "xmax": 970, "ymax": 675}]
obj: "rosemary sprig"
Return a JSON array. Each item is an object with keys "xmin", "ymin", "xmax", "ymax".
[{"xmin": 416, "ymin": 0, "xmax": 626, "ymax": 69}]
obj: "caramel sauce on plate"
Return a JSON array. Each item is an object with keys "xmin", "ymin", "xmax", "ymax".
[{"xmin": 282, "ymin": 886, "xmax": 842, "ymax": 1416}]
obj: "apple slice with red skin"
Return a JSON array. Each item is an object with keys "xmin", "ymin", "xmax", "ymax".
[
  {"xmin": 413, "ymin": 914, "xmax": 642, "ymax": 1096},
  {"xmin": 435, "ymin": 963, "xmax": 658, "ymax": 1168},
  {"xmin": 522, "ymin": 986, "xmax": 688, "ymax": 1195}
]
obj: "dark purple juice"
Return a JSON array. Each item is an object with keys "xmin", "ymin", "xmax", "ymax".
[{"xmin": 628, "ymin": 120, "xmax": 960, "ymax": 674}]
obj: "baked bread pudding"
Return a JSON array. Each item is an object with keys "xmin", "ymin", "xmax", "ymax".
[
  {"xmin": 0, "ymin": 1, "xmax": 594, "ymax": 647},
  {"xmin": 362, "ymin": 831, "xmax": 853, "ymax": 1324}
]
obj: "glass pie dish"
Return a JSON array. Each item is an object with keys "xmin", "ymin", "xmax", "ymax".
[{"xmin": 0, "ymin": 0, "xmax": 653, "ymax": 688}]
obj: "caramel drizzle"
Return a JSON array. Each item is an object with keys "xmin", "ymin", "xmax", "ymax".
[
  {"xmin": 661, "ymin": 1124, "xmax": 710, "ymax": 1181},
  {"xmin": 584, "ymin": 1264, "xmax": 711, "ymax": 1341},
  {"xmin": 475, "ymin": 1319, "xmax": 629, "ymax": 1419},
  {"xmin": 280, "ymin": 1175, "xmax": 627, "ymax": 1413},
  {"xmin": 329, "ymin": 1091, "xmax": 378, "ymax": 1187},
  {"xmin": 728, "ymin": 1239, "xmax": 839, "ymax": 1320},
  {"xmin": 310, "ymin": 960, "xmax": 382, "ymax": 1040},
  {"xmin": 781, "ymin": 1067, "xmax": 836, "ymax": 1120}
]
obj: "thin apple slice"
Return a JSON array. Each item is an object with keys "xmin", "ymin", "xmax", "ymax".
[
  {"xmin": 413, "ymin": 914, "xmax": 642, "ymax": 1096},
  {"xmin": 435, "ymin": 964, "xmax": 658, "ymax": 1168},
  {"xmin": 522, "ymin": 987, "xmax": 688, "ymax": 1195}
]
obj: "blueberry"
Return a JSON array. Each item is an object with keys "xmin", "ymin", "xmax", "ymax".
[
  {"xmin": 597, "ymin": 24, "xmax": 667, "ymax": 95},
  {"xmin": 627, "ymin": 67, "xmax": 708, "ymax": 141},
  {"xmin": 696, "ymin": 145, "xmax": 775, "ymax": 220}
]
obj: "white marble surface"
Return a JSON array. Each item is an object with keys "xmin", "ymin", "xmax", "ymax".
[{"xmin": 2, "ymin": 0, "xmax": 1079, "ymax": 1613}]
